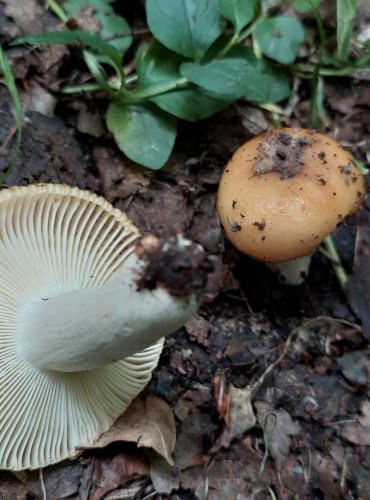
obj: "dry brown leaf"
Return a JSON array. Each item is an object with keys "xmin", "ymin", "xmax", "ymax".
[
  {"xmin": 4, "ymin": 0, "xmax": 43, "ymax": 34},
  {"xmin": 87, "ymin": 452, "xmax": 149, "ymax": 500},
  {"xmin": 342, "ymin": 400, "xmax": 370, "ymax": 445},
  {"xmin": 216, "ymin": 384, "xmax": 256, "ymax": 449},
  {"xmin": 185, "ymin": 313, "xmax": 211, "ymax": 347},
  {"xmin": 255, "ymin": 401, "xmax": 301, "ymax": 470},
  {"xmin": 80, "ymin": 396, "xmax": 176, "ymax": 465}
]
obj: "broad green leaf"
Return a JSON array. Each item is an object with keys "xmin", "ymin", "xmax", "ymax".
[
  {"xmin": 146, "ymin": 0, "xmax": 225, "ymax": 60},
  {"xmin": 255, "ymin": 16, "xmax": 305, "ymax": 64},
  {"xmin": 97, "ymin": 12, "xmax": 132, "ymax": 55},
  {"xmin": 336, "ymin": 0, "xmax": 357, "ymax": 60},
  {"xmin": 217, "ymin": 0, "xmax": 257, "ymax": 34},
  {"xmin": 137, "ymin": 41, "xmax": 232, "ymax": 120},
  {"xmin": 180, "ymin": 57, "xmax": 269, "ymax": 102},
  {"xmin": 137, "ymin": 41, "xmax": 183, "ymax": 85},
  {"xmin": 151, "ymin": 86, "xmax": 233, "ymax": 121},
  {"xmin": 62, "ymin": 0, "xmax": 131, "ymax": 54},
  {"xmin": 221, "ymin": 44, "xmax": 290, "ymax": 103},
  {"xmin": 106, "ymin": 102, "xmax": 177, "ymax": 169},
  {"xmin": 293, "ymin": 0, "xmax": 322, "ymax": 13},
  {"xmin": 257, "ymin": 59, "xmax": 291, "ymax": 103}
]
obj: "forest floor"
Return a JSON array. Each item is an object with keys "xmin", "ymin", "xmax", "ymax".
[{"xmin": 0, "ymin": 1, "xmax": 370, "ymax": 499}]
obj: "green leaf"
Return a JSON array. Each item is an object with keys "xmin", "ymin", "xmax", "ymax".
[
  {"xmin": 336, "ymin": 0, "xmax": 357, "ymax": 60},
  {"xmin": 11, "ymin": 30, "xmax": 124, "ymax": 85},
  {"xmin": 180, "ymin": 57, "xmax": 269, "ymax": 102},
  {"xmin": 152, "ymin": 86, "xmax": 233, "ymax": 121},
  {"xmin": 217, "ymin": 0, "xmax": 257, "ymax": 34},
  {"xmin": 255, "ymin": 16, "xmax": 305, "ymax": 64},
  {"xmin": 12, "ymin": 30, "xmax": 122, "ymax": 67},
  {"xmin": 293, "ymin": 0, "xmax": 322, "ymax": 13},
  {"xmin": 106, "ymin": 102, "xmax": 177, "ymax": 169},
  {"xmin": 146, "ymin": 0, "xmax": 225, "ymax": 60},
  {"xmin": 137, "ymin": 41, "xmax": 183, "ymax": 85},
  {"xmin": 0, "ymin": 44, "xmax": 23, "ymax": 177},
  {"xmin": 97, "ymin": 12, "xmax": 132, "ymax": 55},
  {"xmin": 257, "ymin": 59, "xmax": 291, "ymax": 103},
  {"xmin": 137, "ymin": 41, "xmax": 232, "ymax": 120},
  {"xmin": 62, "ymin": 0, "xmax": 132, "ymax": 55}
]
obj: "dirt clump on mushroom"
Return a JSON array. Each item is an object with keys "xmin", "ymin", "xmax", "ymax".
[{"xmin": 135, "ymin": 235, "xmax": 215, "ymax": 298}]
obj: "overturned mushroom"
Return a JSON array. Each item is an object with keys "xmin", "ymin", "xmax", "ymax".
[
  {"xmin": 0, "ymin": 184, "xmax": 207, "ymax": 470},
  {"xmin": 217, "ymin": 128, "xmax": 366, "ymax": 284}
]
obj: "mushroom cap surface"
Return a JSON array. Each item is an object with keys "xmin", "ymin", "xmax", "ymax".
[
  {"xmin": 217, "ymin": 128, "xmax": 365, "ymax": 262},
  {"xmin": 0, "ymin": 184, "xmax": 163, "ymax": 470}
]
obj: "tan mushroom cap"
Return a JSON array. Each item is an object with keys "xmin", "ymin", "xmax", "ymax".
[
  {"xmin": 217, "ymin": 128, "xmax": 366, "ymax": 262},
  {"xmin": 0, "ymin": 184, "xmax": 164, "ymax": 470}
]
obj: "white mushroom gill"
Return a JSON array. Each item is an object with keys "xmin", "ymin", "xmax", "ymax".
[{"xmin": 0, "ymin": 184, "xmax": 197, "ymax": 471}]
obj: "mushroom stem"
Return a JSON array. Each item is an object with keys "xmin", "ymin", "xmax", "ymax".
[
  {"xmin": 266, "ymin": 255, "xmax": 312, "ymax": 285},
  {"xmin": 18, "ymin": 250, "xmax": 197, "ymax": 372}
]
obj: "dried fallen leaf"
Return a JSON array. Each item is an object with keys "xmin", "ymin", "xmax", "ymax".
[
  {"xmin": 338, "ymin": 350, "xmax": 370, "ymax": 386},
  {"xmin": 185, "ymin": 313, "xmax": 211, "ymax": 347},
  {"xmin": 87, "ymin": 452, "xmax": 149, "ymax": 500},
  {"xmin": 255, "ymin": 401, "xmax": 301, "ymax": 470},
  {"xmin": 216, "ymin": 383, "xmax": 256, "ymax": 449},
  {"xmin": 4, "ymin": 0, "xmax": 43, "ymax": 34},
  {"xmin": 80, "ymin": 396, "xmax": 176, "ymax": 465},
  {"xmin": 342, "ymin": 400, "xmax": 370, "ymax": 445},
  {"xmin": 20, "ymin": 82, "xmax": 57, "ymax": 117}
]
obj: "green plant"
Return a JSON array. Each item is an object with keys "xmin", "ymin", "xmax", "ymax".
[
  {"xmin": 0, "ymin": 44, "xmax": 23, "ymax": 179},
  {"xmin": 9, "ymin": 0, "xmax": 368, "ymax": 169},
  {"xmin": 293, "ymin": 0, "xmax": 370, "ymax": 128},
  {"xmin": 11, "ymin": 0, "xmax": 306, "ymax": 169}
]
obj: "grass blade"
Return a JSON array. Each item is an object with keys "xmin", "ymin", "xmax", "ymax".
[
  {"xmin": 336, "ymin": 0, "xmax": 357, "ymax": 60},
  {"xmin": 0, "ymin": 44, "xmax": 23, "ymax": 180}
]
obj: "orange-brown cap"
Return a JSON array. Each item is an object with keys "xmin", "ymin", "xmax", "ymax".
[{"xmin": 217, "ymin": 128, "xmax": 366, "ymax": 262}]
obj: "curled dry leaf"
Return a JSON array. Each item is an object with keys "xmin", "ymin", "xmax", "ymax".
[
  {"xmin": 214, "ymin": 378, "xmax": 256, "ymax": 449},
  {"xmin": 79, "ymin": 396, "xmax": 176, "ymax": 465}
]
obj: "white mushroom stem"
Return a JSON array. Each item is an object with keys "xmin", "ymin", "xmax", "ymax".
[
  {"xmin": 266, "ymin": 255, "xmax": 312, "ymax": 285},
  {"xmin": 18, "ymin": 251, "xmax": 197, "ymax": 372}
]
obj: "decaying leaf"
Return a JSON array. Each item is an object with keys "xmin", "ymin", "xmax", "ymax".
[
  {"xmin": 218, "ymin": 384, "xmax": 256, "ymax": 448},
  {"xmin": 87, "ymin": 452, "xmax": 149, "ymax": 500},
  {"xmin": 342, "ymin": 400, "xmax": 370, "ymax": 445},
  {"xmin": 255, "ymin": 401, "xmax": 301, "ymax": 470},
  {"xmin": 185, "ymin": 313, "xmax": 211, "ymax": 347},
  {"xmin": 80, "ymin": 396, "xmax": 176, "ymax": 465},
  {"xmin": 4, "ymin": 0, "xmax": 43, "ymax": 34}
]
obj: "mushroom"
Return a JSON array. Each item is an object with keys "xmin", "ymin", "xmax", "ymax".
[
  {"xmin": 0, "ymin": 184, "xmax": 205, "ymax": 470},
  {"xmin": 217, "ymin": 128, "xmax": 366, "ymax": 284}
]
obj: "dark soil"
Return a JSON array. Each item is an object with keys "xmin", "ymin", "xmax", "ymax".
[{"xmin": 0, "ymin": 2, "xmax": 370, "ymax": 499}]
